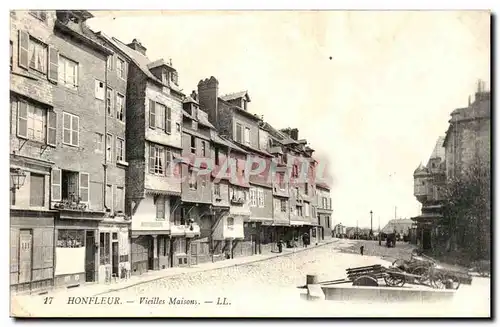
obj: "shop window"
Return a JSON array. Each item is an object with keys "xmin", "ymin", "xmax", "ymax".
[
  {"xmin": 57, "ymin": 230, "xmax": 84, "ymax": 248},
  {"xmin": 227, "ymin": 217, "xmax": 234, "ymax": 230}
]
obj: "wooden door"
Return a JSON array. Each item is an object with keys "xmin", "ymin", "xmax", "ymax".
[
  {"xmin": 85, "ymin": 231, "xmax": 95, "ymax": 282},
  {"xmin": 190, "ymin": 242, "xmax": 198, "ymax": 265},
  {"xmin": 18, "ymin": 230, "xmax": 32, "ymax": 284}
]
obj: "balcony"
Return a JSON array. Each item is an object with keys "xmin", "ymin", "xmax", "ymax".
[
  {"xmin": 230, "ymin": 197, "xmax": 245, "ymax": 205},
  {"xmin": 170, "ymin": 221, "xmax": 201, "ymax": 238}
]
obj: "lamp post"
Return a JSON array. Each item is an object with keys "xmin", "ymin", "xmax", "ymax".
[{"xmin": 370, "ymin": 210, "xmax": 373, "ymax": 237}]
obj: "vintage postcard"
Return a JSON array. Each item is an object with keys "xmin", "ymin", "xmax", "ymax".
[{"xmin": 9, "ymin": 9, "xmax": 491, "ymax": 318}]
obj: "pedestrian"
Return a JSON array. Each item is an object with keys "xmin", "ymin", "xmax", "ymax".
[
  {"xmin": 302, "ymin": 232, "xmax": 309, "ymax": 248},
  {"xmin": 360, "ymin": 245, "xmax": 364, "ymax": 256},
  {"xmin": 277, "ymin": 239, "xmax": 283, "ymax": 253}
]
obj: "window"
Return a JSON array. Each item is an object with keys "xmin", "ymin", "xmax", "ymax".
[
  {"xmin": 250, "ymin": 188, "xmax": 257, "ymax": 207},
  {"xmin": 29, "ymin": 173, "xmax": 45, "ymax": 207},
  {"xmin": 58, "ymin": 230, "xmax": 85, "ymax": 248},
  {"xmin": 280, "ymin": 199, "xmax": 287, "ymax": 212},
  {"xmin": 305, "ymin": 182, "xmax": 309, "ymax": 195},
  {"xmin": 190, "ymin": 136, "xmax": 196, "ymax": 154},
  {"xmin": 297, "ymin": 206, "xmax": 303, "ymax": 216},
  {"xmin": 192, "ymin": 121, "xmax": 198, "ymax": 130},
  {"xmin": 106, "ymin": 134, "xmax": 113, "ymax": 162},
  {"xmin": 244, "ymin": 127, "xmax": 250, "ymax": 145},
  {"xmin": 278, "ymin": 173, "xmax": 285, "ymax": 190},
  {"xmin": 17, "ymin": 101, "xmax": 46, "ymax": 143},
  {"xmin": 214, "ymin": 184, "xmax": 221, "ymax": 196},
  {"xmin": 327, "ymin": 217, "xmax": 330, "ymax": 228},
  {"xmin": 106, "ymin": 88, "xmax": 113, "ymax": 116},
  {"xmin": 236, "ymin": 123, "xmax": 242, "ymax": 143},
  {"xmin": 201, "ymin": 141, "xmax": 206, "ymax": 157},
  {"xmin": 29, "ymin": 10, "xmax": 47, "ymax": 21},
  {"xmin": 165, "ymin": 107, "xmax": 171, "ymax": 133},
  {"xmin": 107, "ymin": 55, "xmax": 113, "ymax": 70},
  {"xmin": 95, "ymin": 80, "xmax": 105, "ymax": 100},
  {"xmin": 171, "ymin": 71, "xmax": 178, "ymax": 85},
  {"xmin": 156, "ymin": 196, "xmax": 165, "ymax": 220},
  {"xmin": 117, "ymin": 58, "xmax": 125, "ymax": 79},
  {"xmin": 116, "ymin": 94, "xmax": 125, "ymax": 122},
  {"xmin": 116, "ymin": 138, "xmax": 124, "ymax": 162},
  {"xmin": 29, "ymin": 37, "xmax": 47, "ymax": 73},
  {"xmin": 99, "ymin": 232, "xmax": 111, "ymax": 264},
  {"xmin": 176, "ymin": 123, "xmax": 181, "ymax": 132},
  {"xmin": 304, "ymin": 202, "xmax": 310, "ymax": 217},
  {"xmin": 79, "ymin": 173, "xmax": 89, "ymax": 203},
  {"xmin": 189, "ymin": 169, "xmax": 197, "ymax": 190},
  {"xmin": 59, "ymin": 56, "xmax": 78, "ymax": 89},
  {"xmin": 258, "ymin": 189, "xmax": 265, "ymax": 207},
  {"xmin": 156, "ymin": 103, "xmax": 165, "ymax": 130},
  {"xmin": 62, "ymin": 112, "xmax": 79, "ymax": 146},
  {"xmin": 227, "ymin": 217, "xmax": 234, "ymax": 230},
  {"xmin": 115, "ymin": 186, "xmax": 124, "ymax": 213},
  {"xmin": 149, "ymin": 144, "xmax": 165, "ymax": 175},
  {"xmin": 292, "ymin": 164, "xmax": 299, "ymax": 178}
]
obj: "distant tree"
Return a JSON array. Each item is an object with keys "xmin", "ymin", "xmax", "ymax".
[{"xmin": 441, "ymin": 156, "xmax": 491, "ymax": 262}]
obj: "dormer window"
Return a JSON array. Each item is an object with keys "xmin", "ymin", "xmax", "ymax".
[
  {"xmin": 243, "ymin": 99, "xmax": 247, "ymax": 110},
  {"xmin": 192, "ymin": 104, "xmax": 198, "ymax": 119},
  {"xmin": 69, "ymin": 15, "xmax": 79, "ymax": 24},
  {"xmin": 162, "ymin": 71, "xmax": 168, "ymax": 85},
  {"xmin": 171, "ymin": 71, "xmax": 178, "ymax": 85}
]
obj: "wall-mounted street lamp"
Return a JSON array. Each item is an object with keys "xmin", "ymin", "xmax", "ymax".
[{"xmin": 10, "ymin": 168, "xmax": 27, "ymax": 190}]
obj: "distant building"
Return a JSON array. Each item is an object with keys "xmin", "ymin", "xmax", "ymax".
[
  {"xmin": 333, "ymin": 223, "xmax": 346, "ymax": 237},
  {"xmin": 412, "ymin": 83, "xmax": 491, "ymax": 251},
  {"xmin": 381, "ymin": 219, "xmax": 413, "ymax": 235}
]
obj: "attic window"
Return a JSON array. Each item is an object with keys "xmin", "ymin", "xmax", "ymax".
[
  {"xmin": 243, "ymin": 99, "xmax": 247, "ymax": 110},
  {"xmin": 171, "ymin": 71, "xmax": 178, "ymax": 85}
]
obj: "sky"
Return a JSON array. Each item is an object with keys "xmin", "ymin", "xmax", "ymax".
[{"xmin": 87, "ymin": 10, "xmax": 490, "ymax": 229}]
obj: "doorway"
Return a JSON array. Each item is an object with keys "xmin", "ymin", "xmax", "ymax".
[
  {"xmin": 18, "ymin": 229, "xmax": 33, "ymax": 284},
  {"xmin": 147, "ymin": 236, "xmax": 154, "ymax": 270},
  {"xmin": 422, "ymin": 228, "xmax": 432, "ymax": 250},
  {"xmin": 112, "ymin": 241, "xmax": 119, "ymax": 277},
  {"xmin": 85, "ymin": 231, "xmax": 96, "ymax": 282}
]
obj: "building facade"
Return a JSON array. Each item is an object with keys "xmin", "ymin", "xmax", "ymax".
[
  {"xmin": 412, "ymin": 84, "xmax": 491, "ymax": 251},
  {"xmin": 316, "ymin": 183, "xmax": 333, "ymax": 240},
  {"xmin": 109, "ymin": 37, "xmax": 184, "ymax": 274}
]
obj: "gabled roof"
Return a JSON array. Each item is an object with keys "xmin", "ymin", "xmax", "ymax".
[
  {"xmin": 413, "ymin": 163, "xmax": 429, "ymax": 176},
  {"xmin": 220, "ymin": 90, "xmax": 251, "ymax": 102},
  {"xmin": 211, "ymin": 134, "xmax": 247, "ymax": 154}
]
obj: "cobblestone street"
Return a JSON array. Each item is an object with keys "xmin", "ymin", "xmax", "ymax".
[{"xmin": 12, "ymin": 239, "xmax": 490, "ymax": 317}]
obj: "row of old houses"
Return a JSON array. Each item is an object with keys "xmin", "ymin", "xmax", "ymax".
[
  {"xmin": 412, "ymin": 81, "xmax": 491, "ymax": 251},
  {"xmin": 9, "ymin": 10, "xmax": 333, "ymax": 293}
]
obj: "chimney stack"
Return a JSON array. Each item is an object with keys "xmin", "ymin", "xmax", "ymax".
[{"xmin": 127, "ymin": 38, "xmax": 147, "ymax": 56}]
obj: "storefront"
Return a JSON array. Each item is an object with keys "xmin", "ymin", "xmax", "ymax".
[
  {"xmin": 97, "ymin": 219, "xmax": 131, "ymax": 283},
  {"xmin": 54, "ymin": 214, "xmax": 103, "ymax": 288},
  {"xmin": 10, "ymin": 209, "xmax": 56, "ymax": 294}
]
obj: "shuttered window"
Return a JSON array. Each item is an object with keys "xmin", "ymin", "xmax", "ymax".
[
  {"xmin": 47, "ymin": 110, "xmax": 56, "ymax": 146},
  {"xmin": 165, "ymin": 106, "xmax": 171, "ymax": 133},
  {"xmin": 51, "ymin": 169, "xmax": 61, "ymax": 201},
  {"xmin": 149, "ymin": 100, "xmax": 156, "ymax": 128},
  {"xmin": 48, "ymin": 46, "xmax": 58, "ymax": 82},
  {"xmin": 236, "ymin": 123, "xmax": 242, "ymax": 143},
  {"xmin": 79, "ymin": 172, "xmax": 89, "ymax": 203},
  {"xmin": 29, "ymin": 37, "xmax": 47, "ymax": 73},
  {"xmin": 18, "ymin": 30, "xmax": 29, "ymax": 69},
  {"xmin": 58, "ymin": 56, "xmax": 78, "ymax": 89},
  {"xmin": 156, "ymin": 196, "xmax": 165, "ymax": 220}
]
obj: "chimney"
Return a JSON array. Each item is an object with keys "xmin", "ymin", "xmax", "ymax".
[
  {"xmin": 290, "ymin": 128, "xmax": 299, "ymax": 141},
  {"xmin": 198, "ymin": 76, "xmax": 219, "ymax": 127},
  {"xmin": 127, "ymin": 38, "xmax": 147, "ymax": 56}
]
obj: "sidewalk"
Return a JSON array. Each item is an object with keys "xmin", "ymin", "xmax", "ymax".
[{"xmin": 21, "ymin": 238, "xmax": 339, "ymax": 299}]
